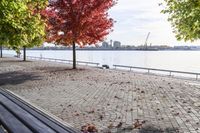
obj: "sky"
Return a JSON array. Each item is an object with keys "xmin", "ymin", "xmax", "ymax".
[{"xmin": 107, "ymin": 0, "xmax": 200, "ymax": 46}]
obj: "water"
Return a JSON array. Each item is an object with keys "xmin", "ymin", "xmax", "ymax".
[{"xmin": 3, "ymin": 50, "xmax": 200, "ymax": 73}]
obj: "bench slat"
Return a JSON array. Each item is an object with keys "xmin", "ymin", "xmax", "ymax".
[
  {"xmin": 0, "ymin": 127, "xmax": 5, "ymax": 133},
  {"xmin": 0, "ymin": 94, "xmax": 56, "ymax": 133},
  {"xmin": 0, "ymin": 90, "xmax": 78, "ymax": 133},
  {"xmin": 0, "ymin": 104, "xmax": 32, "ymax": 133}
]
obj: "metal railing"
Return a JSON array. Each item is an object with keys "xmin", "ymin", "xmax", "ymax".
[
  {"xmin": 27, "ymin": 56, "xmax": 100, "ymax": 67},
  {"xmin": 6, "ymin": 54, "xmax": 200, "ymax": 80},
  {"xmin": 113, "ymin": 64, "xmax": 200, "ymax": 80}
]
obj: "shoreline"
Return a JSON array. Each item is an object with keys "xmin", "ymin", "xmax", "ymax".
[
  {"xmin": 3, "ymin": 48, "xmax": 200, "ymax": 51},
  {"xmin": 3, "ymin": 55, "xmax": 200, "ymax": 81},
  {"xmin": 1, "ymin": 57, "xmax": 200, "ymax": 132}
]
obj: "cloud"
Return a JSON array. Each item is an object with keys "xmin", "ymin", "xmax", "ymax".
[{"xmin": 107, "ymin": 0, "xmax": 200, "ymax": 46}]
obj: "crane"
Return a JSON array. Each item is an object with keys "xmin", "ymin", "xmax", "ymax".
[{"xmin": 144, "ymin": 32, "xmax": 150, "ymax": 50}]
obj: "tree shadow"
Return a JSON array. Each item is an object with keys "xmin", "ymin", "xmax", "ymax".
[
  {"xmin": 139, "ymin": 126, "xmax": 179, "ymax": 133},
  {"xmin": 34, "ymin": 66, "xmax": 87, "ymax": 73},
  {"xmin": 0, "ymin": 71, "xmax": 41, "ymax": 86},
  {"xmin": 102, "ymin": 125, "xmax": 179, "ymax": 133},
  {"xmin": 0, "ymin": 59, "xmax": 33, "ymax": 64}
]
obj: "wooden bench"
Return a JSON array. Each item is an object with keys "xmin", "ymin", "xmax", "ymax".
[{"xmin": 0, "ymin": 89, "xmax": 80, "ymax": 133}]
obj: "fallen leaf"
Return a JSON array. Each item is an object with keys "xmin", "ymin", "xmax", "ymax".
[{"xmin": 116, "ymin": 122, "xmax": 123, "ymax": 128}]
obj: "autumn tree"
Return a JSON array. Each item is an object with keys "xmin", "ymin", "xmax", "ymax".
[
  {"xmin": 43, "ymin": 0, "xmax": 116, "ymax": 69},
  {"xmin": 0, "ymin": 0, "xmax": 48, "ymax": 60},
  {"xmin": 161, "ymin": 0, "xmax": 200, "ymax": 41}
]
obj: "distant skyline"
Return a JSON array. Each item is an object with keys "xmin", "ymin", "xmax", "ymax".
[{"xmin": 107, "ymin": 0, "xmax": 200, "ymax": 46}]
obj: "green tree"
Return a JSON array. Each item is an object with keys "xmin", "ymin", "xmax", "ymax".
[
  {"xmin": 0, "ymin": 0, "xmax": 47, "ymax": 60},
  {"xmin": 161, "ymin": 0, "xmax": 200, "ymax": 41}
]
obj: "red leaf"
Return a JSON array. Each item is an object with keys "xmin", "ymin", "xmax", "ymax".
[{"xmin": 43, "ymin": 0, "xmax": 116, "ymax": 46}]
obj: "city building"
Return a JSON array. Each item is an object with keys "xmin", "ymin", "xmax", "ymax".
[
  {"xmin": 113, "ymin": 41, "xmax": 121, "ymax": 49},
  {"xmin": 102, "ymin": 41, "xmax": 109, "ymax": 48}
]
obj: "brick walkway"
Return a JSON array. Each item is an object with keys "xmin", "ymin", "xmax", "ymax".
[
  {"xmin": 1, "ymin": 57, "xmax": 200, "ymax": 133},
  {"xmin": 56, "ymin": 76, "xmax": 200, "ymax": 133}
]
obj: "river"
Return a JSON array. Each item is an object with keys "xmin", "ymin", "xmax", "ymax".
[{"xmin": 3, "ymin": 50, "xmax": 200, "ymax": 73}]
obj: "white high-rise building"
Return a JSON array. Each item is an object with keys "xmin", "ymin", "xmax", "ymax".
[{"xmin": 113, "ymin": 41, "xmax": 121, "ymax": 48}]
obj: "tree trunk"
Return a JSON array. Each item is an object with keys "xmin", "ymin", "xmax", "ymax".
[
  {"xmin": 72, "ymin": 41, "xmax": 76, "ymax": 69},
  {"xmin": 0, "ymin": 45, "xmax": 2, "ymax": 58},
  {"xmin": 23, "ymin": 46, "xmax": 26, "ymax": 61}
]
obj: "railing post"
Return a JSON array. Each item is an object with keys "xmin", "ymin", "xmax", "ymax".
[
  {"xmin": 196, "ymin": 75, "xmax": 198, "ymax": 80},
  {"xmin": 169, "ymin": 71, "xmax": 172, "ymax": 76},
  {"xmin": 148, "ymin": 69, "xmax": 150, "ymax": 74},
  {"xmin": 130, "ymin": 67, "xmax": 131, "ymax": 71},
  {"xmin": 23, "ymin": 46, "xmax": 26, "ymax": 61},
  {"xmin": 0, "ymin": 45, "xmax": 2, "ymax": 58}
]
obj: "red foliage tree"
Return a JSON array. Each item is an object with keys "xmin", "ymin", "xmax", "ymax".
[{"xmin": 43, "ymin": 0, "xmax": 116, "ymax": 69}]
